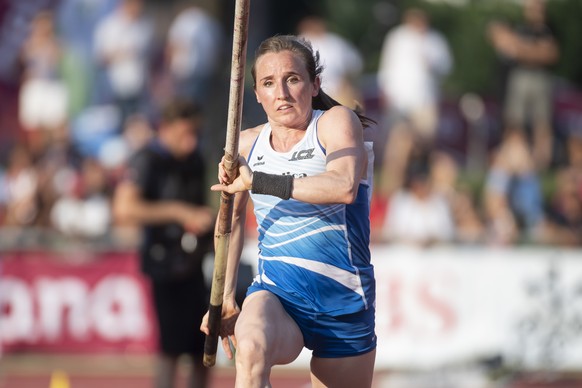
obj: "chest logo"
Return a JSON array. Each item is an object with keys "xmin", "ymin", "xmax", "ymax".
[
  {"xmin": 289, "ymin": 148, "xmax": 315, "ymax": 161},
  {"xmin": 253, "ymin": 155, "xmax": 265, "ymax": 167}
]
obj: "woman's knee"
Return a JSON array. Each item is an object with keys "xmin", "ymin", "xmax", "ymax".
[
  {"xmin": 234, "ymin": 335, "xmax": 271, "ymax": 377},
  {"xmin": 236, "ymin": 334, "xmax": 267, "ymax": 359}
]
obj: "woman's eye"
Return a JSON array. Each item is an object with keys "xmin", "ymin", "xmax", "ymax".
[
  {"xmin": 263, "ymin": 80, "xmax": 273, "ymax": 87},
  {"xmin": 287, "ymin": 77, "xmax": 299, "ymax": 84}
]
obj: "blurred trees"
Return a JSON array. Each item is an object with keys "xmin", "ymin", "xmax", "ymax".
[{"xmin": 317, "ymin": 0, "xmax": 582, "ymax": 97}]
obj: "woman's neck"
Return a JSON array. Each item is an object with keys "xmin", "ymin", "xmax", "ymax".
[
  {"xmin": 269, "ymin": 127, "xmax": 306, "ymax": 153},
  {"xmin": 268, "ymin": 111, "xmax": 313, "ymax": 152}
]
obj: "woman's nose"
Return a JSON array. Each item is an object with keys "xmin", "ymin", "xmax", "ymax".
[{"xmin": 276, "ymin": 81, "xmax": 289, "ymax": 99}]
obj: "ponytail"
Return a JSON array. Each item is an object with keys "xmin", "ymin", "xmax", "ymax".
[{"xmin": 313, "ymin": 89, "xmax": 376, "ymax": 129}]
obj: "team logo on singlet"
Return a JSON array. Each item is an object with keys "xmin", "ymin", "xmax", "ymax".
[
  {"xmin": 289, "ymin": 148, "xmax": 315, "ymax": 161},
  {"xmin": 253, "ymin": 155, "xmax": 265, "ymax": 167}
]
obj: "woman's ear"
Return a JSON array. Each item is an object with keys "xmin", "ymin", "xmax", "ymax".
[
  {"xmin": 255, "ymin": 90, "xmax": 261, "ymax": 104},
  {"xmin": 312, "ymin": 76, "xmax": 321, "ymax": 97}
]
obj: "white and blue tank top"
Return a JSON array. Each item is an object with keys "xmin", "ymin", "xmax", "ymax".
[{"xmin": 247, "ymin": 109, "xmax": 375, "ymax": 316}]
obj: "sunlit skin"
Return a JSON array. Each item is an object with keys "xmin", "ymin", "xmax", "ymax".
[{"xmin": 254, "ymin": 51, "xmax": 320, "ymax": 152}]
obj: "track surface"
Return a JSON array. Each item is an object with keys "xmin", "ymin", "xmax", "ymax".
[
  {"xmin": 0, "ymin": 354, "xmax": 314, "ymax": 388},
  {"xmin": 2, "ymin": 355, "xmax": 581, "ymax": 388}
]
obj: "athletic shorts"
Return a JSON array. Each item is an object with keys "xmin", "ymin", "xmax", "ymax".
[{"xmin": 247, "ymin": 284, "xmax": 377, "ymax": 358}]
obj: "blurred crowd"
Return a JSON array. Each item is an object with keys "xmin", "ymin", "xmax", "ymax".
[
  {"xmin": 0, "ymin": 0, "xmax": 580, "ymax": 250},
  {"xmin": 373, "ymin": 0, "xmax": 582, "ymax": 248},
  {"xmin": 0, "ymin": 0, "xmax": 226, "ymax": 249}
]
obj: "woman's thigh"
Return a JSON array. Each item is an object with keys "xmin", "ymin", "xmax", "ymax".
[
  {"xmin": 235, "ymin": 290, "xmax": 304, "ymax": 366},
  {"xmin": 310, "ymin": 349, "xmax": 376, "ymax": 388}
]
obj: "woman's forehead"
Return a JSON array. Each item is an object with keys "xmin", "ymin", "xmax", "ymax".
[{"xmin": 255, "ymin": 50, "xmax": 306, "ymax": 74}]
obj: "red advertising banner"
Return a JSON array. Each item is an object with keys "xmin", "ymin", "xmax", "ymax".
[{"xmin": 0, "ymin": 250, "xmax": 157, "ymax": 354}]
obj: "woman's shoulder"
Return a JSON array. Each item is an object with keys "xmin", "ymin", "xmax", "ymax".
[
  {"xmin": 318, "ymin": 106, "xmax": 362, "ymax": 132},
  {"xmin": 319, "ymin": 105, "xmax": 357, "ymax": 121},
  {"xmin": 239, "ymin": 124, "xmax": 265, "ymax": 157}
]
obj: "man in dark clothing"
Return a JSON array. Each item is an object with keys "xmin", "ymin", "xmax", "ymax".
[
  {"xmin": 114, "ymin": 100, "xmax": 214, "ymax": 388},
  {"xmin": 488, "ymin": 0, "xmax": 560, "ymax": 171}
]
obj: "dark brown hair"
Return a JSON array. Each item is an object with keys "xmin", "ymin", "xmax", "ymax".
[
  {"xmin": 251, "ymin": 35, "xmax": 375, "ymax": 128},
  {"xmin": 161, "ymin": 99, "xmax": 202, "ymax": 125}
]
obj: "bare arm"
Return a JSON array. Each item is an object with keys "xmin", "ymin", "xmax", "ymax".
[
  {"xmin": 489, "ymin": 22, "xmax": 559, "ymax": 66},
  {"xmin": 513, "ymin": 35, "xmax": 559, "ymax": 66},
  {"xmin": 292, "ymin": 106, "xmax": 366, "ymax": 204},
  {"xmin": 221, "ymin": 191, "xmax": 249, "ymax": 304},
  {"xmin": 212, "ymin": 107, "xmax": 367, "ymax": 205}
]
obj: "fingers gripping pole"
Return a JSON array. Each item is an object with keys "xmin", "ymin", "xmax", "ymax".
[{"xmin": 203, "ymin": 0, "xmax": 250, "ymax": 368}]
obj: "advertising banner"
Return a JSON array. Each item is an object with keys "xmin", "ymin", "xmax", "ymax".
[
  {"xmin": 2, "ymin": 245, "xmax": 582, "ymax": 371},
  {"xmin": 0, "ymin": 251, "xmax": 156, "ymax": 353},
  {"xmin": 371, "ymin": 245, "xmax": 582, "ymax": 371}
]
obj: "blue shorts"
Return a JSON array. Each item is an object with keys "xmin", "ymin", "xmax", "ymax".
[{"xmin": 247, "ymin": 284, "xmax": 376, "ymax": 358}]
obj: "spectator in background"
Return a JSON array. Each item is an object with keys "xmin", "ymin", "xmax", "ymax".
[
  {"xmin": 543, "ymin": 129, "xmax": 582, "ymax": 246},
  {"xmin": 451, "ymin": 185, "xmax": 486, "ymax": 245},
  {"xmin": 483, "ymin": 131, "xmax": 545, "ymax": 245},
  {"xmin": 94, "ymin": 0, "xmax": 154, "ymax": 124},
  {"xmin": 2, "ymin": 144, "xmax": 39, "ymax": 227},
  {"xmin": 113, "ymin": 100, "xmax": 215, "ymax": 388},
  {"xmin": 93, "ymin": 113, "xmax": 155, "ymax": 182},
  {"xmin": 33, "ymin": 120, "xmax": 85, "ymax": 228},
  {"xmin": 55, "ymin": 0, "xmax": 119, "ymax": 115},
  {"xmin": 380, "ymin": 155, "xmax": 455, "ymax": 247},
  {"xmin": 50, "ymin": 158, "xmax": 111, "ymax": 239},
  {"xmin": 121, "ymin": 113, "xmax": 155, "ymax": 155},
  {"xmin": 297, "ymin": 14, "xmax": 364, "ymax": 109},
  {"xmin": 544, "ymin": 167, "xmax": 582, "ymax": 246},
  {"xmin": 18, "ymin": 11, "xmax": 69, "ymax": 154},
  {"xmin": 430, "ymin": 151, "xmax": 485, "ymax": 245},
  {"xmin": 377, "ymin": 8, "xmax": 452, "ymax": 196},
  {"xmin": 488, "ymin": 0, "xmax": 559, "ymax": 171},
  {"xmin": 165, "ymin": 5, "xmax": 224, "ymax": 107}
]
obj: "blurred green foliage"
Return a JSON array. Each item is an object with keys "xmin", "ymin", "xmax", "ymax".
[{"xmin": 319, "ymin": 0, "xmax": 582, "ymax": 97}]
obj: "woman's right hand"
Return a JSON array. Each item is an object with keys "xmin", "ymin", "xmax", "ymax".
[{"xmin": 211, "ymin": 156, "xmax": 253, "ymax": 195}]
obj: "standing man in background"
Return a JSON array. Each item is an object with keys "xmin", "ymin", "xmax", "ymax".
[
  {"xmin": 489, "ymin": 0, "xmax": 559, "ymax": 171},
  {"xmin": 377, "ymin": 8, "xmax": 452, "ymax": 196},
  {"xmin": 113, "ymin": 100, "xmax": 214, "ymax": 388}
]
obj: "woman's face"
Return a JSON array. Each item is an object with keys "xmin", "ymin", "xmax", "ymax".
[{"xmin": 254, "ymin": 50, "xmax": 320, "ymax": 130}]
